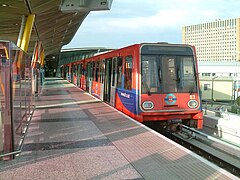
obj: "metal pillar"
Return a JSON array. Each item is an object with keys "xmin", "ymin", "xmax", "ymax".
[
  {"xmin": 17, "ymin": 15, "xmax": 26, "ymax": 48},
  {"xmin": 20, "ymin": 14, "xmax": 35, "ymax": 52}
]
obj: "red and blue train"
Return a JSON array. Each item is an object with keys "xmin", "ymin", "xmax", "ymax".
[{"xmin": 61, "ymin": 43, "xmax": 203, "ymax": 131}]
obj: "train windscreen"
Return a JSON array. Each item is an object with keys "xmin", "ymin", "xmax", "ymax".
[{"xmin": 141, "ymin": 45, "xmax": 197, "ymax": 94}]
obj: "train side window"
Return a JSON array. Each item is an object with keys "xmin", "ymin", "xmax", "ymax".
[
  {"xmin": 82, "ymin": 64, "xmax": 85, "ymax": 76},
  {"xmin": 180, "ymin": 57, "xmax": 197, "ymax": 92},
  {"xmin": 117, "ymin": 57, "xmax": 123, "ymax": 88},
  {"xmin": 79, "ymin": 64, "xmax": 82, "ymax": 77},
  {"xmin": 97, "ymin": 61, "xmax": 101, "ymax": 82},
  {"xmin": 74, "ymin": 65, "xmax": 77, "ymax": 75},
  {"xmin": 90, "ymin": 62, "xmax": 94, "ymax": 81},
  {"xmin": 100, "ymin": 60, "xmax": 105, "ymax": 83},
  {"xmin": 93, "ymin": 62, "xmax": 96, "ymax": 81},
  {"xmin": 112, "ymin": 58, "xmax": 117, "ymax": 86},
  {"xmin": 124, "ymin": 56, "xmax": 132, "ymax": 90},
  {"xmin": 95, "ymin": 61, "xmax": 99, "ymax": 82},
  {"xmin": 86, "ymin": 63, "xmax": 89, "ymax": 78},
  {"xmin": 71, "ymin": 65, "xmax": 74, "ymax": 74},
  {"xmin": 100, "ymin": 62, "xmax": 102, "ymax": 83}
]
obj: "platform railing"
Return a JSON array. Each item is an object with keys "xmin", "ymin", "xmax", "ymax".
[{"xmin": 202, "ymin": 100, "xmax": 240, "ymax": 117}]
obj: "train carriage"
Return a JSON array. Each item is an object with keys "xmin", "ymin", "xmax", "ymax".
[{"xmin": 63, "ymin": 43, "xmax": 203, "ymax": 131}]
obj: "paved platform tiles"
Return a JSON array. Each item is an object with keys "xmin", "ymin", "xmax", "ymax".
[{"xmin": 0, "ymin": 78, "xmax": 238, "ymax": 180}]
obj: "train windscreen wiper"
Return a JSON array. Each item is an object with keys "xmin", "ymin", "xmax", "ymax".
[
  {"xmin": 175, "ymin": 68, "xmax": 180, "ymax": 82},
  {"xmin": 142, "ymin": 80, "xmax": 151, "ymax": 96},
  {"xmin": 158, "ymin": 66, "xmax": 162, "ymax": 84},
  {"xmin": 189, "ymin": 83, "xmax": 196, "ymax": 94}
]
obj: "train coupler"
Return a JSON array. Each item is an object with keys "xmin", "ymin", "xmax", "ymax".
[
  {"xmin": 169, "ymin": 123, "xmax": 183, "ymax": 132},
  {"xmin": 168, "ymin": 119, "xmax": 183, "ymax": 132}
]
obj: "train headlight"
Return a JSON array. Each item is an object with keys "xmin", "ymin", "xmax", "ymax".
[
  {"xmin": 142, "ymin": 101, "xmax": 154, "ymax": 110},
  {"xmin": 188, "ymin": 100, "xmax": 198, "ymax": 108}
]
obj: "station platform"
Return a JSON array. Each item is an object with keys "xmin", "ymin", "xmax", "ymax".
[{"xmin": 0, "ymin": 78, "xmax": 238, "ymax": 180}]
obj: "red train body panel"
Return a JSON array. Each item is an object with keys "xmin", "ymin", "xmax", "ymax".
[{"xmin": 62, "ymin": 43, "xmax": 203, "ymax": 130}]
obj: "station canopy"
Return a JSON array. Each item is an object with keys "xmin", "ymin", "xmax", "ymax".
[{"xmin": 0, "ymin": 0, "xmax": 113, "ymax": 56}]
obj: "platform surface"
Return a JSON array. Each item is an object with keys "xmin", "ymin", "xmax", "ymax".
[{"xmin": 0, "ymin": 78, "xmax": 238, "ymax": 180}]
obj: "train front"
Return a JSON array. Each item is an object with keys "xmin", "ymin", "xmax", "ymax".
[{"xmin": 139, "ymin": 43, "xmax": 203, "ymax": 131}]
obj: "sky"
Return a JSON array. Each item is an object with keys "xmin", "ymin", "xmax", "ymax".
[{"xmin": 63, "ymin": 0, "xmax": 240, "ymax": 49}]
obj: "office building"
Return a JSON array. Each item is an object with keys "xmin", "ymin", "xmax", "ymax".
[{"xmin": 182, "ymin": 18, "xmax": 240, "ymax": 61}]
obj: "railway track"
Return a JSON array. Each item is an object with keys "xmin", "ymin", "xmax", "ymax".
[{"xmin": 168, "ymin": 125, "xmax": 240, "ymax": 177}]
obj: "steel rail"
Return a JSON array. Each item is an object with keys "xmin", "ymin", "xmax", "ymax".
[
  {"xmin": 182, "ymin": 125, "xmax": 240, "ymax": 150},
  {"xmin": 168, "ymin": 125, "xmax": 240, "ymax": 177}
]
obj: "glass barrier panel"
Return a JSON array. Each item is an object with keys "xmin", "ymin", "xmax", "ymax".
[
  {"xmin": 0, "ymin": 40, "xmax": 34, "ymax": 159},
  {"xmin": 0, "ymin": 41, "xmax": 12, "ymax": 158}
]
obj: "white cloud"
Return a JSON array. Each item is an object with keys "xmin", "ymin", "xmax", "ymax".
[
  {"xmin": 65, "ymin": 0, "xmax": 240, "ymax": 48},
  {"xmin": 85, "ymin": 8, "xmax": 219, "ymax": 34},
  {"xmin": 85, "ymin": 0, "xmax": 236, "ymax": 32}
]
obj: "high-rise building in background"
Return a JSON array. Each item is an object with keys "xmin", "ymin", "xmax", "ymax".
[{"xmin": 182, "ymin": 18, "xmax": 240, "ymax": 62}]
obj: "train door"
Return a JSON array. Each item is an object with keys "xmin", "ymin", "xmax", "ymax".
[
  {"xmin": 77, "ymin": 64, "xmax": 82, "ymax": 87},
  {"xmin": 100, "ymin": 60, "xmax": 105, "ymax": 100},
  {"xmin": 82, "ymin": 62, "xmax": 87, "ymax": 90},
  {"xmin": 110, "ymin": 58, "xmax": 117, "ymax": 106},
  {"xmin": 71, "ymin": 65, "xmax": 74, "ymax": 83},
  {"xmin": 63, "ymin": 66, "xmax": 67, "ymax": 79},
  {"xmin": 86, "ymin": 62, "xmax": 93, "ymax": 93},
  {"xmin": 73, "ymin": 65, "xmax": 77, "ymax": 85},
  {"xmin": 86, "ymin": 62, "xmax": 90, "ymax": 92},
  {"xmin": 67, "ymin": 66, "xmax": 70, "ymax": 81},
  {"xmin": 103, "ymin": 58, "xmax": 112, "ymax": 102}
]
